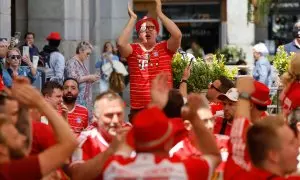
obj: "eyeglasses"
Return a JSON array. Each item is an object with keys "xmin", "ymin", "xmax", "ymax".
[
  {"xmin": 8, "ymin": 55, "xmax": 21, "ymax": 60},
  {"xmin": 146, "ymin": 26, "xmax": 155, "ymax": 31},
  {"xmin": 209, "ymin": 83, "xmax": 221, "ymax": 92}
]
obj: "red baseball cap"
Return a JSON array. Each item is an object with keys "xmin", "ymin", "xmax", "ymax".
[
  {"xmin": 251, "ymin": 81, "xmax": 272, "ymax": 106},
  {"xmin": 46, "ymin": 32, "xmax": 62, "ymax": 41},
  {"xmin": 127, "ymin": 107, "xmax": 187, "ymax": 152},
  {"xmin": 135, "ymin": 16, "xmax": 160, "ymax": 33}
]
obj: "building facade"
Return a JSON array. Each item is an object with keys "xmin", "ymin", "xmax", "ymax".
[{"xmin": 0, "ymin": 0, "xmax": 255, "ymax": 70}]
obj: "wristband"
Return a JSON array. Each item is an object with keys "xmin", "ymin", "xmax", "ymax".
[
  {"xmin": 239, "ymin": 92, "xmax": 251, "ymax": 100},
  {"xmin": 180, "ymin": 79, "xmax": 187, "ymax": 84}
]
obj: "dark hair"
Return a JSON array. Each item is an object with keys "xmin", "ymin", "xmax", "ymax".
[
  {"xmin": 63, "ymin": 78, "xmax": 79, "ymax": 89},
  {"xmin": 24, "ymin": 32, "xmax": 35, "ymax": 39},
  {"xmin": 48, "ymin": 40, "xmax": 61, "ymax": 48},
  {"xmin": 219, "ymin": 76, "xmax": 235, "ymax": 94},
  {"xmin": 254, "ymin": 104, "xmax": 268, "ymax": 111},
  {"xmin": 163, "ymin": 89, "xmax": 184, "ymax": 118},
  {"xmin": 41, "ymin": 81, "xmax": 63, "ymax": 96},
  {"xmin": 102, "ymin": 42, "xmax": 114, "ymax": 53},
  {"xmin": 247, "ymin": 116, "xmax": 284, "ymax": 167}
]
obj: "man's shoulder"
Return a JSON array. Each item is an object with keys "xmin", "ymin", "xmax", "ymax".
[{"xmin": 74, "ymin": 104, "xmax": 88, "ymax": 111}]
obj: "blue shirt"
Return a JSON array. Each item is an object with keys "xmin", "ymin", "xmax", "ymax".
[
  {"xmin": 284, "ymin": 40, "xmax": 300, "ymax": 54},
  {"xmin": 253, "ymin": 56, "xmax": 272, "ymax": 87},
  {"xmin": 3, "ymin": 66, "xmax": 37, "ymax": 87}
]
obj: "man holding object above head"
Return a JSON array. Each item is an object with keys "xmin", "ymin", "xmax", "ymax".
[{"xmin": 117, "ymin": 0, "xmax": 182, "ymax": 122}]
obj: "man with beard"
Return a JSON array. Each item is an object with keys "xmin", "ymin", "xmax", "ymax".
[
  {"xmin": 214, "ymin": 88, "xmax": 238, "ymax": 136},
  {"xmin": 69, "ymin": 91, "xmax": 127, "ymax": 179},
  {"xmin": 117, "ymin": 0, "xmax": 182, "ymax": 121},
  {"xmin": 63, "ymin": 78, "xmax": 88, "ymax": 133}
]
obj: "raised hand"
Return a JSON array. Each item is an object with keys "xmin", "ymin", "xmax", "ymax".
[
  {"xmin": 236, "ymin": 76, "xmax": 255, "ymax": 95},
  {"xmin": 127, "ymin": 2, "xmax": 137, "ymax": 20},
  {"xmin": 182, "ymin": 65, "xmax": 191, "ymax": 80},
  {"xmin": 181, "ymin": 93, "xmax": 211, "ymax": 122},
  {"xmin": 22, "ymin": 55, "xmax": 33, "ymax": 67},
  {"xmin": 11, "ymin": 77, "xmax": 43, "ymax": 107},
  {"xmin": 155, "ymin": 0, "xmax": 163, "ymax": 15},
  {"xmin": 150, "ymin": 72, "xmax": 170, "ymax": 109},
  {"xmin": 60, "ymin": 103, "xmax": 69, "ymax": 121}
]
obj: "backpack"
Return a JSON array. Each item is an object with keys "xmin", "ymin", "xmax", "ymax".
[{"xmin": 39, "ymin": 50, "xmax": 52, "ymax": 68}]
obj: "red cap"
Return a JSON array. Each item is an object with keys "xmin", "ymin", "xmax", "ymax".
[
  {"xmin": 251, "ymin": 81, "xmax": 272, "ymax": 106},
  {"xmin": 135, "ymin": 16, "xmax": 160, "ymax": 33},
  {"xmin": 46, "ymin": 32, "xmax": 62, "ymax": 41},
  {"xmin": 127, "ymin": 107, "xmax": 187, "ymax": 152}
]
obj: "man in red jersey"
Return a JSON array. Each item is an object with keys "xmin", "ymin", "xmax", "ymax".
[
  {"xmin": 117, "ymin": 0, "xmax": 182, "ymax": 121},
  {"xmin": 0, "ymin": 77, "xmax": 77, "ymax": 180},
  {"xmin": 63, "ymin": 78, "xmax": 88, "ymax": 133},
  {"xmin": 68, "ymin": 91, "xmax": 128, "ymax": 179},
  {"xmin": 214, "ymin": 88, "xmax": 238, "ymax": 136},
  {"xmin": 225, "ymin": 77, "xmax": 300, "ymax": 179},
  {"xmin": 206, "ymin": 76, "xmax": 234, "ymax": 116},
  {"xmin": 94, "ymin": 92, "xmax": 221, "ymax": 180}
]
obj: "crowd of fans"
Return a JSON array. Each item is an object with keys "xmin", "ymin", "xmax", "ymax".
[{"xmin": 2, "ymin": 0, "xmax": 300, "ymax": 179}]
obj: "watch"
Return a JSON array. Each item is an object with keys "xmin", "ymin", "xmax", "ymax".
[
  {"xmin": 180, "ymin": 79, "xmax": 188, "ymax": 84},
  {"xmin": 239, "ymin": 92, "xmax": 251, "ymax": 100}
]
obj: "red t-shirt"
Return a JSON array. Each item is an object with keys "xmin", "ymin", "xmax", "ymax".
[
  {"xmin": 127, "ymin": 41, "xmax": 174, "ymax": 109},
  {"xmin": 170, "ymin": 134, "xmax": 229, "ymax": 174},
  {"xmin": 30, "ymin": 121, "xmax": 56, "ymax": 155},
  {"xmin": 0, "ymin": 75, "xmax": 4, "ymax": 91},
  {"xmin": 280, "ymin": 81, "xmax": 300, "ymax": 116},
  {"xmin": 67, "ymin": 104, "xmax": 89, "ymax": 133},
  {"xmin": 0, "ymin": 156, "xmax": 42, "ymax": 180},
  {"xmin": 214, "ymin": 117, "xmax": 232, "ymax": 136},
  {"xmin": 71, "ymin": 125, "xmax": 109, "ymax": 164},
  {"xmin": 97, "ymin": 153, "xmax": 213, "ymax": 180},
  {"xmin": 210, "ymin": 102, "xmax": 224, "ymax": 116}
]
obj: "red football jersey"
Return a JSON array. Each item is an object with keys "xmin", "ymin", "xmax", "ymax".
[
  {"xmin": 30, "ymin": 121, "xmax": 56, "ymax": 155},
  {"xmin": 127, "ymin": 41, "xmax": 174, "ymax": 109},
  {"xmin": 214, "ymin": 117, "xmax": 232, "ymax": 136},
  {"xmin": 71, "ymin": 125, "xmax": 109, "ymax": 164},
  {"xmin": 97, "ymin": 153, "xmax": 213, "ymax": 180},
  {"xmin": 210, "ymin": 102, "xmax": 224, "ymax": 116},
  {"xmin": 67, "ymin": 104, "xmax": 89, "ymax": 133},
  {"xmin": 170, "ymin": 134, "xmax": 229, "ymax": 174},
  {"xmin": 224, "ymin": 117, "xmax": 252, "ymax": 180},
  {"xmin": 280, "ymin": 81, "xmax": 300, "ymax": 116}
]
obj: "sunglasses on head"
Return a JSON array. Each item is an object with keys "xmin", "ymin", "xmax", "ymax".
[
  {"xmin": 9, "ymin": 55, "xmax": 21, "ymax": 60},
  {"xmin": 209, "ymin": 83, "xmax": 221, "ymax": 92}
]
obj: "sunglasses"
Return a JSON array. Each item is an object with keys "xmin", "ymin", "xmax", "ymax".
[
  {"xmin": 209, "ymin": 83, "xmax": 221, "ymax": 92},
  {"xmin": 9, "ymin": 55, "xmax": 21, "ymax": 60},
  {"xmin": 146, "ymin": 26, "xmax": 155, "ymax": 31}
]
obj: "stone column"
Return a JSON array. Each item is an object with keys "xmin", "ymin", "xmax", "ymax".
[
  {"xmin": 227, "ymin": 0, "xmax": 255, "ymax": 65},
  {"xmin": 0, "ymin": 0, "xmax": 11, "ymax": 39}
]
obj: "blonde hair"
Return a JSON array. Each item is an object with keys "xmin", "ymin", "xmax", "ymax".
[
  {"xmin": 6, "ymin": 48, "xmax": 21, "ymax": 58},
  {"xmin": 281, "ymin": 53, "xmax": 300, "ymax": 87},
  {"xmin": 6, "ymin": 48, "xmax": 21, "ymax": 67},
  {"xmin": 76, "ymin": 41, "xmax": 93, "ymax": 54}
]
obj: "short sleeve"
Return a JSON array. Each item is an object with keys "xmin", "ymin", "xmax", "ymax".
[
  {"xmin": 183, "ymin": 157, "xmax": 210, "ymax": 179},
  {"xmin": 0, "ymin": 156, "xmax": 42, "ymax": 180}
]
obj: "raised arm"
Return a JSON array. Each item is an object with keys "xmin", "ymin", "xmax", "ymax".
[
  {"xmin": 179, "ymin": 65, "xmax": 191, "ymax": 98},
  {"xmin": 12, "ymin": 79, "xmax": 78, "ymax": 176},
  {"xmin": 155, "ymin": 0, "xmax": 182, "ymax": 52},
  {"xmin": 182, "ymin": 94, "xmax": 221, "ymax": 167},
  {"xmin": 117, "ymin": 3, "xmax": 137, "ymax": 58}
]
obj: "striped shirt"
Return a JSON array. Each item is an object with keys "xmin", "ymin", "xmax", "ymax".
[
  {"xmin": 67, "ymin": 104, "xmax": 89, "ymax": 133},
  {"xmin": 127, "ymin": 41, "xmax": 174, "ymax": 109}
]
